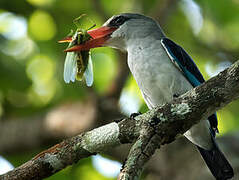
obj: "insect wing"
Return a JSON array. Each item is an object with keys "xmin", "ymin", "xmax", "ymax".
[
  {"xmin": 63, "ymin": 32, "xmax": 79, "ymax": 83},
  {"xmin": 63, "ymin": 51, "xmax": 77, "ymax": 83},
  {"xmin": 83, "ymin": 53, "xmax": 94, "ymax": 87}
]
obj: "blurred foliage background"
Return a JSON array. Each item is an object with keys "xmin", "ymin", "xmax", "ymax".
[{"xmin": 0, "ymin": 0, "xmax": 239, "ymax": 179}]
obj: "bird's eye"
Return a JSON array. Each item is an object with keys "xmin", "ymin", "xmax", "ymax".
[{"xmin": 109, "ymin": 16, "xmax": 129, "ymax": 27}]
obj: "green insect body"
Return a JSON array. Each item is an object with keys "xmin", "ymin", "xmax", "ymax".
[
  {"xmin": 62, "ymin": 14, "xmax": 95, "ymax": 86},
  {"xmin": 77, "ymin": 29, "xmax": 92, "ymax": 44},
  {"xmin": 75, "ymin": 30, "xmax": 91, "ymax": 81},
  {"xmin": 76, "ymin": 50, "xmax": 89, "ymax": 81}
]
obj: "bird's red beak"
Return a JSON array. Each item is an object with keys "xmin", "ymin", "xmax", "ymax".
[
  {"xmin": 61, "ymin": 26, "xmax": 117, "ymax": 52},
  {"xmin": 58, "ymin": 36, "xmax": 72, "ymax": 43}
]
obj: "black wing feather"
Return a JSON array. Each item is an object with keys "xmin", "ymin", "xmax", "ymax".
[{"xmin": 161, "ymin": 38, "xmax": 218, "ymax": 134}]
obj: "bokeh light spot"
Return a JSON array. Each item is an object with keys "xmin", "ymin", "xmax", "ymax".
[
  {"xmin": 92, "ymin": 155, "xmax": 121, "ymax": 178},
  {"xmin": 1, "ymin": 37, "xmax": 36, "ymax": 60},
  {"xmin": 27, "ymin": 54, "xmax": 55, "ymax": 84},
  {"xmin": 91, "ymin": 48, "xmax": 117, "ymax": 94},
  {"xmin": 27, "ymin": 0, "xmax": 55, "ymax": 7},
  {"xmin": 119, "ymin": 76, "xmax": 143, "ymax": 116},
  {"xmin": 29, "ymin": 10, "xmax": 56, "ymax": 41},
  {"xmin": 0, "ymin": 156, "xmax": 14, "ymax": 175},
  {"xmin": 198, "ymin": 19, "xmax": 217, "ymax": 45},
  {"xmin": 180, "ymin": 0, "xmax": 203, "ymax": 35},
  {"xmin": 26, "ymin": 54, "xmax": 57, "ymax": 105},
  {"xmin": 0, "ymin": 12, "xmax": 27, "ymax": 40},
  {"xmin": 218, "ymin": 109, "xmax": 236, "ymax": 134},
  {"xmin": 223, "ymin": 20, "xmax": 239, "ymax": 49}
]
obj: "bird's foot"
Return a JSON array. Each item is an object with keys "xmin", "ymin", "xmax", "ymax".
[
  {"xmin": 130, "ymin": 112, "xmax": 142, "ymax": 119},
  {"xmin": 114, "ymin": 117, "xmax": 125, "ymax": 123}
]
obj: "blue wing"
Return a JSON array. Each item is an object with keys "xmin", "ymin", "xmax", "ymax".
[{"xmin": 161, "ymin": 38, "xmax": 218, "ymax": 135}]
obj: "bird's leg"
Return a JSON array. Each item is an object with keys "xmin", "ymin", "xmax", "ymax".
[
  {"xmin": 173, "ymin": 93, "xmax": 180, "ymax": 98},
  {"xmin": 130, "ymin": 112, "xmax": 142, "ymax": 119},
  {"xmin": 114, "ymin": 112, "xmax": 141, "ymax": 123},
  {"xmin": 114, "ymin": 117, "xmax": 126, "ymax": 123}
]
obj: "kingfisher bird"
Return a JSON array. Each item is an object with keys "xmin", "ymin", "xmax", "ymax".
[{"xmin": 65, "ymin": 13, "xmax": 234, "ymax": 179}]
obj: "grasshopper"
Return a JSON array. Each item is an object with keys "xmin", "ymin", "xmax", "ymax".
[{"xmin": 59, "ymin": 14, "xmax": 95, "ymax": 86}]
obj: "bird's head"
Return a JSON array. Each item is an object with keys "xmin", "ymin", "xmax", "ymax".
[{"xmin": 64, "ymin": 13, "xmax": 164, "ymax": 52}]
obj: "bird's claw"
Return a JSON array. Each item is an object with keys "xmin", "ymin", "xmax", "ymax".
[{"xmin": 130, "ymin": 112, "xmax": 142, "ymax": 119}]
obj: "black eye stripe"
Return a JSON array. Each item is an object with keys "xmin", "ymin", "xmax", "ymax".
[{"xmin": 109, "ymin": 16, "xmax": 130, "ymax": 27}]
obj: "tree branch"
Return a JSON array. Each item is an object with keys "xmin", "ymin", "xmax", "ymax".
[
  {"xmin": 118, "ymin": 125, "xmax": 160, "ymax": 180},
  {"xmin": 1, "ymin": 60, "xmax": 239, "ymax": 180}
]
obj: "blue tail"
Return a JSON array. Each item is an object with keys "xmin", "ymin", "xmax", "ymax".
[{"xmin": 197, "ymin": 137, "xmax": 234, "ymax": 180}]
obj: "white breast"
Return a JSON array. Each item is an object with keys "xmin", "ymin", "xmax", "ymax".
[
  {"xmin": 127, "ymin": 39, "xmax": 212, "ymax": 150},
  {"xmin": 127, "ymin": 39, "xmax": 192, "ymax": 107}
]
